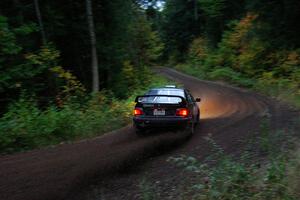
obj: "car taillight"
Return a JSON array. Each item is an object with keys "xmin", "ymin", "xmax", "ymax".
[
  {"xmin": 134, "ymin": 108, "xmax": 144, "ymax": 116},
  {"xmin": 176, "ymin": 108, "xmax": 189, "ymax": 117}
]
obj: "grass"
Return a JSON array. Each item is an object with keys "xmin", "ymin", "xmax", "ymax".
[
  {"xmin": 0, "ymin": 72, "xmax": 174, "ymax": 154},
  {"xmin": 139, "ymin": 119, "xmax": 300, "ymax": 200},
  {"xmin": 139, "ymin": 178, "xmax": 158, "ymax": 200}
]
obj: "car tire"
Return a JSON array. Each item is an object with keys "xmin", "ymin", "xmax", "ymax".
[
  {"xmin": 196, "ymin": 113, "xmax": 200, "ymax": 125},
  {"xmin": 185, "ymin": 121, "xmax": 195, "ymax": 135},
  {"xmin": 190, "ymin": 121, "xmax": 195, "ymax": 135}
]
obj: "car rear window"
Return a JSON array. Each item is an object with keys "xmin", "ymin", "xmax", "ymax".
[
  {"xmin": 138, "ymin": 89, "xmax": 185, "ymax": 104},
  {"xmin": 147, "ymin": 89, "xmax": 185, "ymax": 97}
]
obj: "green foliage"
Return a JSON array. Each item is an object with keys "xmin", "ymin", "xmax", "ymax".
[
  {"xmin": 288, "ymin": 149, "xmax": 300, "ymax": 199},
  {"xmin": 0, "ymin": 8, "xmax": 170, "ymax": 154},
  {"xmin": 139, "ymin": 178, "xmax": 158, "ymax": 200},
  {"xmin": 208, "ymin": 67, "xmax": 239, "ymax": 81},
  {"xmin": 0, "ymin": 16, "xmax": 22, "ymax": 55},
  {"xmin": 26, "ymin": 44, "xmax": 60, "ymax": 68},
  {"xmin": 254, "ymin": 76, "xmax": 300, "ymax": 108},
  {"xmin": 0, "ymin": 0, "xmax": 165, "ymax": 111},
  {"xmin": 88, "ymin": 0, "xmax": 164, "ymax": 91},
  {"xmin": 168, "ymin": 128, "xmax": 297, "ymax": 200},
  {"xmin": 146, "ymin": 31, "xmax": 164, "ymax": 63},
  {"xmin": 0, "ymin": 16, "xmax": 40, "ymax": 93},
  {"xmin": 0, "ymin": 73, "xmax": 170, "ymax": 154},
  {"xmin": 189, "ymin": 37, "xmax": 209, "ymax": 65},
  {"xmin": 198, "ymin": 0, "xmax": 226, "ymax": 18},
  {"xmin": 215, "ymin": 13, "xmax": 261, "ymax": 73},
  {"xmin": 161, "ymin": 0, "xmax": 201, "ymax": 61},
  {"xmin": 130, "ymin": 13, "xmax": 164, "ymax": 65},
  {"xmin": 200, "ymin": 0, "xmax": 245, "ymax": 46},
  {"xmin": 176, "ymin": 12, "xmax": 300, "ymax": 107},
  {"xmin": 174, "ymin": 64, "xmax": 207, "ymax": 79},
  {"xmin": 113, "ymin": 62, "xmax": 150, "ymax": 98},
  {"xmin": 246, "ymin": 0, "xmax": 300, "ymax": 48},
  {"xmin": 50, "ymin": 65, "xmax": 86, "ymax": 100},
  {"xmin": 0, "ymin": 93, "xmax": 128, "ymax": 153},
  {"xmin": 165, "ymin": 0, "xmax": 299, "ymax": 109},
  {"xmin": 209, "ymin": 68, "xmax": 254, "ymax": 87}
]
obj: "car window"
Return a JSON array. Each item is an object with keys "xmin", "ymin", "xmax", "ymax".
[
  {"xmin": 139, "ymin": 96, "xmax": 182, "ymax": 104},
  {"xmin": 139, "ymin": 89, "xmax": 185, "ymax": 104},
  {"xmin": 147, "ymin": 89, "xmax": 185, "ymax": 97}
]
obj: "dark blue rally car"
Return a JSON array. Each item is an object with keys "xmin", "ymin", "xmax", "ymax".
[{"xmin": 133, "ymin": 85, "xmax": 201, "ymax": 134}]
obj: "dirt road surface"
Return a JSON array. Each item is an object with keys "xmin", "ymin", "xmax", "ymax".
[{"xmin": 0, "ymin": 68, "xmax": 298, "ymax": 200}]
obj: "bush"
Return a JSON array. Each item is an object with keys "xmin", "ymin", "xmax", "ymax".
[
  {"xmin": 288, "ymin": 148, "xmax": 300, "ymax": 198},
  {"xmin": 0, "ymin": 93, "xmax": 130, "ymax": 153},
  {"xmin": 174, "ymin": 64, "xmax": 207, "ymax": 79},
  {"xmin": 208, "ymin": 67, "xmax": 254, "ymax": 87},
  {"xmin": 167, "ymin": 127, "xmax": 298, "ymax": 200},
  {"xmin": 254, "ymin": 73, "xmax": 300, "ymax": 107},
  {"xmin": 176, "ymin": 12, "xmax": 300, "ymax": 108},
  {"xmin": 189, "ymin": 37, "xmax": 209, "ymax": 65},
  {"xmin": 0, "ymin": 73, "xmax": 172, "ymax": 154}
]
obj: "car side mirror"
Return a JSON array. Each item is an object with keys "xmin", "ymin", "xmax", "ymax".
[{"xmin": 195, "ymin": 98, "xmax": 201, "ymax": 102}]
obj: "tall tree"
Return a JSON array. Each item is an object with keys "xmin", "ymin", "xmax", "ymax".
[
  {"xmin": 86, "ymin": 0, "xmax": 99, "ymax": 92},
  {"xmin": 34, "ymin": 0, "xmax": 46, "ymax": 45},
  {"xmin": 161, "ymin": 0, "xmax": 201, "ymax": 61}
]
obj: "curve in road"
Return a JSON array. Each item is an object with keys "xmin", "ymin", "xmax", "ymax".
[{"xmin": 0, "ymin": 68, "xmax": 295, "ymax": 200}]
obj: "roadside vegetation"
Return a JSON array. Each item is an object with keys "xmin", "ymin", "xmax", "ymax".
[
  {"xmin": 164, "ymin": 7, "xmax": 300, "ymax": 197},
  {"xmin": 168, "ymin": 130, "xmax": 300, "ymax": 200},
  {"xmin": 0, "ymin": 71, "xmax": 170, "ymax": 154},
  {"xmin": 138, "ymin": 1, "xmax": 300, "ymax": 199},
  {"xmin": 0, "ymin": 1, "xmax": 167, "ymax": 154},
  {"xmin": 174, "ymin": 13, "xmax": 300, "ymax": 107},
  {"xmin": 154, "ymin": 0, "xmax": 300, "ymax": 108},
  {"xmin": 139, "ymin": 119, "xmax": 300, "ymax": 200}
]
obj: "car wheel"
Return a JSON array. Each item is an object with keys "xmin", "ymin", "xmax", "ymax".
[
  {"xmin": 185, "ymin": 121, "xmax": 195, "ymax": 135},
  {"xmin": 196, "ymin": 113, "xmax": 200, "ymax": 125}
]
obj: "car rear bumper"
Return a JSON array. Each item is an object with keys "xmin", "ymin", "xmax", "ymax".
[{"xmin": 133, "ymin": 116, "xmax": 191, "ymax": 128}]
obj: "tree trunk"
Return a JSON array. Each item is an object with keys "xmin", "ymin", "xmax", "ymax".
[
  {"xmin": 86, "ymin": 0, "xmax": 99, "ymax": 92},
  {"xmin": 194, "ymin": 0, "xmax": 198, "ymax": 21},
  {"xmin": 33, "ymin": 0, "xmax": 46, "ymax": 45}
]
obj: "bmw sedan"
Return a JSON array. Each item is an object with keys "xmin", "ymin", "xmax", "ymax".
[{"xmin": 133, "ymin": 86, "xmax": 201, "ymax": 134}]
